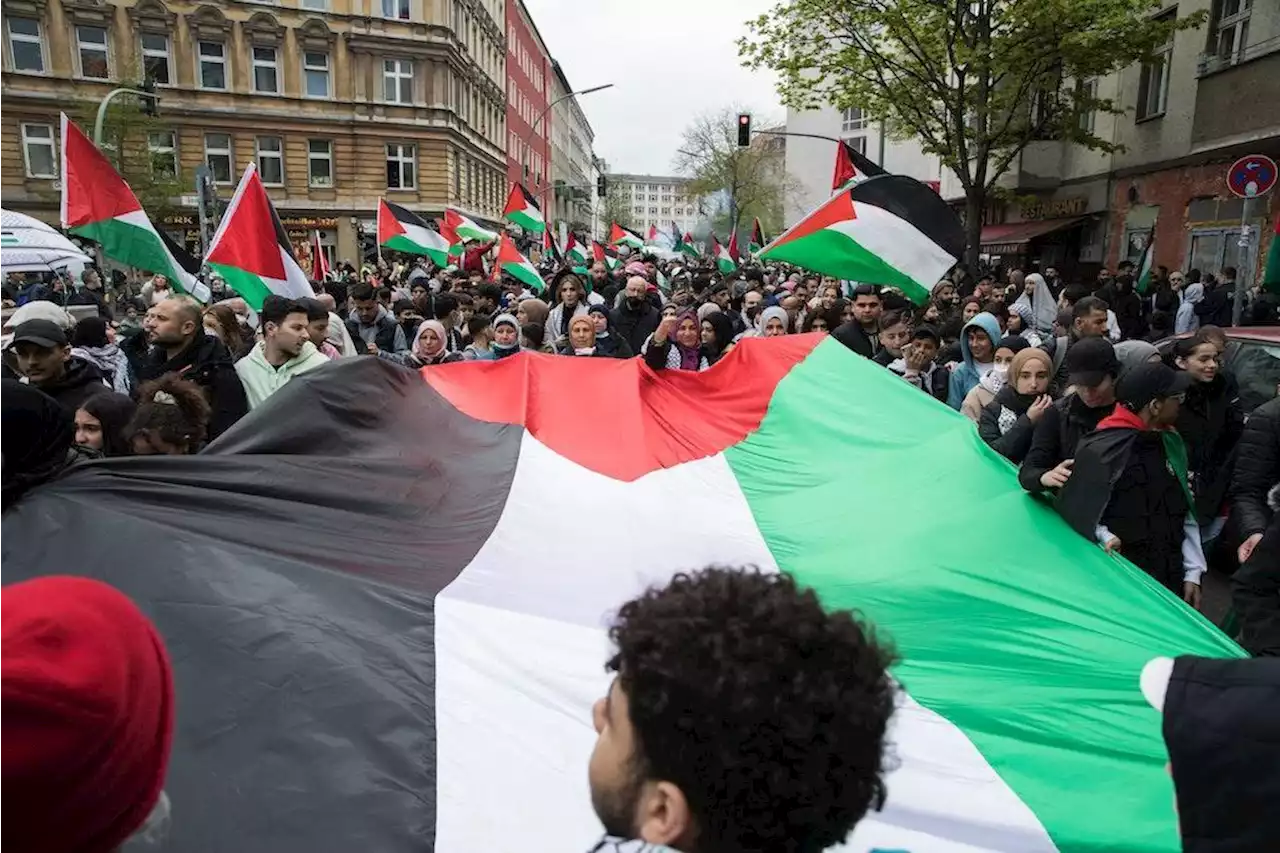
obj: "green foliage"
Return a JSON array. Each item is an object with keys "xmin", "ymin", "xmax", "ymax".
[{"xmin": 673, "ymin": 108, "xmax": 792, "ymax": 243}]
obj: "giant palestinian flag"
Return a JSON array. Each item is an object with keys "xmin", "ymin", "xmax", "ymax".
[
  {"xmin": 205, "ymin": 164, "xmax": 313, "ymax": 310},
  {"xmin": 493, "ymin": 232, "xmax": 545, "ymax": 293},
  {"xmin": 761, "ymin": 174, "xmax": 964, "ymax": 305},
  {"xmin": 2, "ymin": 339, "xmax": 1240, "ymax": 852},
  {"xmin": 378, "ymin": 199, "xmax": 451, "ymax": 265},
  {"xmin": 59, "ymin": 113, "xmax": 209, "ymax": 302},
  {"xmin": 502, "ymin": 183, "xmax": 545, "ymax": 235}
]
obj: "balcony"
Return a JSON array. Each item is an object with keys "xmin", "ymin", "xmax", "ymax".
[{"xmin": 1191, "ymin": 37, "xmax": 1280, "ymax": 148}]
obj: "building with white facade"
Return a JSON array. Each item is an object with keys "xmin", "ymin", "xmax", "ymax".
[{"xmin": 608, "ymin": 174, "xmax": 703, "ymax": 238}]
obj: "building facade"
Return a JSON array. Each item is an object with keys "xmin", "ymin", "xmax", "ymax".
[
  {"xmin": 547, "ymin": 60, "xmax": 594, "ymax": 234},
  {"xmin": 2, "ymin": 0, "xmax": 507, "ymax": 270},
  {"xmin": 608, "ymin": 174, "xmax": 702, "ymax": 239},
  {"xmin": 503, "ymin": 0, "xmax": 548, "ymax": 197},
  {"xmin": 784, "ymin": 0, "xmax": 1279, "ymax": 286}
]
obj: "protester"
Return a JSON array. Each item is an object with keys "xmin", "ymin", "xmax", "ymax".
[
  {"xmin": 203, "ymin": 303, "xmax": 251, "ymax": 360},
  {"xmin": 66, "ymin": 267, "xmax": 112, "ymax": 319},
  {"xmin": 1196, "ymin": 267, "xmax": 1236, "ymax": 328},
  {"xmin": 1056, "ymin": 362, "xmax": 1203, "ymax": 606},
  {"xmin": 872, "ymin": 310, "xmax": 910, "ymax": 367},
  {"xmin": 1175, "ymin": 282, "xmax": 1203, "ymax": 334},
  {"xmin": 235, "ymin": 296, "xmax": 331, "ymax": 410},
  {"xmin": 544, "ymin": 273, "xmax": 590, "ymax": 350},
  {"xmin": 9, "ymin": 318, "xmax": 108, "ymax": 413},
  {"xmin": 832, "ymin": 285, "xmax": 882, "ymax": 358},
  {"xmin": 301, "ymin": 298, "xmax": 341, "ymax": 359},
  {"xmin": 521, "ymin": 322, "xmax": 547, "ymax": 352},
  {"xmin": 461, "ymin": 315, "xmax": 497, "ymax": 361},
  {"xmin": 491, "ymin": 314, "xmax": 522, "ymax": 360},
  {"xmin": 961, "ymin": 335, "xmax": 1028, "ymax": 422},
  {"xmin": 701, "ymin": 312, "xmax": 736, "ymax": 365},
  {"xmin": 75, "ymin": 391, "xmax": 137, "ymax": 457},
  {"xmin": 2, "ymin": 575, "xmax": 176, "ymax": 853},
  {"xmin": 946, "ymin": 312, "xmax": 1000, "ymax": 410},
  {"xmin": 1097, "ymin": 271, "xmax": 1144, "ymax": 342},
  {"xmin": 139, "ymin": 273, "xmax": 172, "ymax": 306},
  {"xmin": 1115, "ymin": 340, "xmax": 1162, "ymax": 380},
  {"xmin": 1230, "ymin": 394, "xmax": 1280, "ymax": 656},
  {"xmin": 587, "ymin": 304, "xmax": 633, "ymax": 358},
  {"xmin": 314, "ymin": 292, "xmax": 358, "ymax": 356},
  {"xmin": 759, "ymin": 305, "xmax": 790, "ymax": 337},
  {"xmin": 435, "ymin": 293, "xmax": 465, "ymax": 352},
  {"xmin": 127, "ymin": 374, "xmax": 211, "ymax": 455},
  {"xmin": 347, "ymin": 282, "xmax": 408, "ymax": 354},
  {"xmin": 1, "ymin": 380, "xmax": 94, "ymax": 509},
  {"xmin": 890, "ymin": 327, "xmax": 948, "ymax": 401},
  {"xmin": 1047, "ymin": 296, "xmax": 1110, "ymax": 396},
  {"xmin": 68, "ymin": 314, "xmax": 131, "ymax": 395},
  {"xmin": 133, "ymin": 295, "xmax": 248, "ymax": 440},
  {"xmin": 1020, "ymin": 337, "xmax": 1120, "ymax": 494},
  {"xmin": 643, "ymin": 310, "xmax": 709, "ymax": 372},
  {"xmin": 1012, "ymin": 272, "xmax": 1056, "ymax": 338},
  {"xmin": 978, "ymin": 347, "xmax": 1053, "ymax": 464},
  {"xmin": 395, "ymin": 320, "xmax": 462, "ymax": 367},
  {"xmin": 1172, "ymin": 332, "xmax": 1244, "ymax": 531},
  {"xmin": 589, "ymin": 567, "xmax": 895, "ymax": 853}
]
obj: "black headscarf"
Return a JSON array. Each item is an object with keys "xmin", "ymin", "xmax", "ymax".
[
  {"xmin": 2, "ymin": 379, "xmax": 77, "ymax": 510},
  {"xmin": 79, "ymin": 390, "xmax": 138, "ymax": 457},
  {"xmin": 704, "ymin": 312, "xmax": 736, "ymax": 364}
]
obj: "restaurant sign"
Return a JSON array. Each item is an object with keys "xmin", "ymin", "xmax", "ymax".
[{"xmin": 1020, "ymin": 197, "xmax": 1087, "ymax": 220}]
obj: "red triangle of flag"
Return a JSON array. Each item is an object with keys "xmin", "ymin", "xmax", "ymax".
[
  {"xmin": 832, "ymin": 142, "xmax": 856, "ymax": 191},
  {"xmin": 206, "ymin": 167, "xmax": 288, "ymax": 280},
  {"xmin": 377, "ymin": 199, "xmax": 407, "ymax": 244},
  {"xmin": 60, "ymin": 113, "xmax": 143, "ymax": 228}
]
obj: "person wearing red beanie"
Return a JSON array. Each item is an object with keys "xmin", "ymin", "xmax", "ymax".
[{"xmin": 2, "ymin": 576, "xmax": 175, "ymax": 853}]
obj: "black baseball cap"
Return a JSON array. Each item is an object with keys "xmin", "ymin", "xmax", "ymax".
[
  {"xmin": 9, "ymin": 319, "xmax": 68, "ymax": 349},
  {"xmin": 911, "ymin": 326, "xmax": 941, "ymax": 344},
  {"xmin": 1065, "ymin": 337, "xmax": 1119, "ymax": 388},
  {"xmin": 1116, "ymin": 362, "xmax": 1194, "ymax": 411}
]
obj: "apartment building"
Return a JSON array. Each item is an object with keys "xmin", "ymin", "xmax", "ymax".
[
  {"xmin": 503, "ymin": 0, "xmax": 548, "ymax": 196},
  {"xmin": 548, "ymin": 60, "xmax": 594, "ymax": 234},
  {"xmin": 608, "ymin": 174, "xmax": 702, "ymax": 238},
  {"xmin": 2, "ymin": 0, "xmax": 507, "ymax": 268}
]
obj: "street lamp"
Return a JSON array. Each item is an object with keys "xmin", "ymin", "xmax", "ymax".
[{"xmin": 523, "ymin": 83, "xmax": 614, "ymax": 187}]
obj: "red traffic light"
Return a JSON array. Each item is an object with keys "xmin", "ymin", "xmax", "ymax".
[
  {"xmin": 737, "ymin": 113, "xmax": 751, "ymax": 147},
  {"xmin": 738, "ymin": 114, "xmax": 749, "ymax": 124}
]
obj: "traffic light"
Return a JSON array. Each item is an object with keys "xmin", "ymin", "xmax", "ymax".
[
  {"xmin": 597, "ymin": 174, "xmax": 608, "ymax": 198},
  {"xmin": 140, "ymin": 76, "xmax": 159, "ymax": 117},
  {"xmin": 737, "ymin": 113, "xmax": 751, "ymax": 147}
]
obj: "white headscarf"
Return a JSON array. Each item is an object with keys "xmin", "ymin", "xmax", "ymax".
[{"xmin": 1012, "ymin": 273, "xmax": 1056, "ymax": 336}]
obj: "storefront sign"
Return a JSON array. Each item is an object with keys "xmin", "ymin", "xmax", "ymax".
[
  {"xmin": 280, "ymin": 216, "xmax": 339, "ymax": 231},
  {"xmin": 984, "ymin": 243, "xmax": 1026, "ymax": 256},
  {"xmin": 1020, "ymin": 197, "xmax": 1087, "ymax": 220}
]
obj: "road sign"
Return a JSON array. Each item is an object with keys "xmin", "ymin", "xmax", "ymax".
[{"xmin": 1226, "ymin": 154, "xmax": 1277, "ymax": 199}]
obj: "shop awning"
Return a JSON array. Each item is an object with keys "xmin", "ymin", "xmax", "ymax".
[{"xmin": 979, "ymin": 217, "xmax": 1086, "ymax": 254}]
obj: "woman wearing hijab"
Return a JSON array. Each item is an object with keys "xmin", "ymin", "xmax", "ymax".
[
  {"xmin": 492, "ymin": 313, "xmax": 522, "ymax": 360},
  {"xmin": 543, "ymin": 272, "xmax": 590, "ymax": 350},
  {"xmin": 759, "ymin": 305, "xmax": 790, "ymax": 337},
  {"xmin": 75, "ymin": 391, "xmax": 137, "ymax": 457},
  {"xmin": 701, "ymin": 312, "xmax": 736, "ymax": 365},
  {"xmin": 1176, "ymin": 282, "xmax": 1204, "ymax": 334},
  {"xmin": 643, "ymin": 308, "xmax": 709, "ymax": 371},
  {"xmin": 1007, "ymin": 301, "xmax": 1044, "ymax": 347},
  {"xmin": 978, "ymin": 347, "xmax": 1054, "ymax": 463},
  {"xmin": 961, "ymin": 335, "xmax": 1029, "ymax": 421},
  {"xmin": 394, "ymin": 320, "xmax": 462, "ymax": 367},
  {"xmin": 1012, "ymin": 273, "xmax": 1057, "ymax": 338},
  {"xmin": 563, "ymin": 314, "xmax": 613, "ymax": 358},
  {"xmin": 2, "ymin": 380, "xmax": 93, "ymax": 510},
  {"xmin": 517, "ymin": 297, "xmax": 549, "ymax": 330},
  {"xmin": 587, "ymin": 304, "xmax": 633, "ymax": 358}
]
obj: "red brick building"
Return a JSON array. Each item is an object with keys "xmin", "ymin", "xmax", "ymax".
[{"xmin": 504, "ymin": 0, "xmax": 551, "ymax": 191}]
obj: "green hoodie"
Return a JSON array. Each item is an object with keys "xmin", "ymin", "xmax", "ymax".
[{"xmin": 234, "ymin": 340, "xmax": 330, "ymax": 410}]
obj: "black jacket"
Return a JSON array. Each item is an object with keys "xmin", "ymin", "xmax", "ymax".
[
  {"xmin": 978, "ymin": 385, "xmax": 1040, "ymax": 464},
  {"xmin": 35, "ymin": 357, "xmax": 108, "ymax": 414},
  {"xmin": 1097, "ymin": 282, "xmax": 1144, "ymax": 340},
  {"xmin": 1195, "ymin": 282, "xmax": 1235, "ymax": 328},
  {"xmin": 1176, "ymin": 375, "xmax": 1244, "ymax": 523},
  {"xmin": 832, "ymin": 321, "xmax": 879, "ymax": 359},
  {"xmin": 132, "ymin": 332, "xmax": 249, "ymax": 440},
  {"xmin": 1018, "ymin": 394, "xmax": 1112, "ymax": 492},
  {"xmin": 610, "ymin": 301, "xmax": 660, "ymax": 356},
  {"xmin": 345, "ymin": 314, "xmax": 402, "ymax": 354},
  {"xmin": 66, "ymin": 287, "xmax": 113, "ymax": 320},
  {"xmin": 1230, "ymin": 396, "xmax": 1280, "ymax": 538}
]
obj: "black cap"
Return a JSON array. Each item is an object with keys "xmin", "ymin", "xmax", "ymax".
[
  {"xmin": 1116, "ymin": 362, "xmax": 1194, "ymax": 411},
  {"xmin": 9, "ymin": 319, "xmax": 68, "ymax": 349},
  {"xmin": 911, "ymin": 326, "xmax": 941, "ymax": 344},
  {"xmin": 1065, "ymin": 337, "xmax": 1119, "ymax": 388}
]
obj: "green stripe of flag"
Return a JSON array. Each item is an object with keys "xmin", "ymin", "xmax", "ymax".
[
  {"xmin": 71, "ymin": 216, "xmax": 199, "ymax": 298},
  {"xmin": 724, "ymin": 338, "xmax": 1241, "ymax": 853},
  {"xmin": 208, "ymin": 262, "xmax": 273, "ymax": 310}
]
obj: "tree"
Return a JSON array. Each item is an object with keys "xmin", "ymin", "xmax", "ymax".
[
  {"xmin": 740, "ymin": 0, "xmax": 1205, "ymax": 268},
  {"xmin": 601, "ymin": 178, "xmax": 636, "ymax": 232},
  {"xmin": 673, "ymin": 108, "xmax": 794, "ymax": 244}
]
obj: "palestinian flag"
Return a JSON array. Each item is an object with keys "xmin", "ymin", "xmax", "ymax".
[
  {"xmin": 502, "ymin": 183, "xmax": 545, "ymax": 235},
  {"xmin": 1135, "ymin": 238, "xmax": 1155, "ymax": 294},
  {"xmin": 493, "ymin": 232, "xmax": 545, "ymax": 294},
  {"xmin": 832, "ymin": 139, "xmax": 887, "ymax": 191},
  {"xmin": 592, "ymin": 240, "xmax": 619, "ymax": 272},
  {"xmin": 541, "ymin": 225, "xmax": 562, "ymax": 264},
  {"xmin": 1265, "ymin": 213, "xmax": 1280, "ymax": 295},
  {"xmin": 437, "ymin": 217, "xmax": 464, "ymax": 261},
  {"xmin": 377, "ymin": 199, "xmax": 450, "ymax": 266},
  {"xmin": 748, "ymin": 217, "xmax": 766, "ymax": 254},
  {"xmin": 727, "ymin": 230, "xmax": 741, "ymax": 262},
  {"xmin": 3, "ymin": 340, "xmax": 1239, "ymax": 852},
  {"xmin": 59, "ymin": 113, "xmax": 210, "ymax": 303},
  {"xmin": 205, "ymin": 164, "xmax": 313, "ymax": 310},
  {"xmin": 760, "ymin": 174, "xmax": 964, "ymax": 305},
  {"xmin": 565, "ymin": 232, "xmax": 590, "ymax": 266},
  {"xmin": 445, "ymin": 207, "xmax": 498, "ymax": 244},
  {"xmin": 609, "ymin": 222, "xmax": 644, "ymax": 250},
  {"xmin": 646, "ymin": 224, "xmax": 659, "ymax": 243},
  {"xmin": 711, "ymin": 233, "xmax": 737, "ymax": 274},
  {"xmin": 676, "ymin": 231, "xmax": 700, "ymax": 258},
  {"xmin": 310, "ymin": 231, "xmax": 330, "ymax": 280}
]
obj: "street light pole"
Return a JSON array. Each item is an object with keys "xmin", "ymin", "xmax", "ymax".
[
  {"xmin": 522, "ymin": 83, "xmax": 614, "ymax": 187},
  {"xmin": 94, "ymin": 87, "xmax": 161, "ymax": 145}
]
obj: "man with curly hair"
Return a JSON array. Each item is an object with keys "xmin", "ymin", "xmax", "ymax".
[{"xmin": 588, "ymin": 566, "xmax": 898, "ymax": 853}]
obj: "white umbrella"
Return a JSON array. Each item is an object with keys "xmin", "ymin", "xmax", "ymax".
[{"xmin": 1, "ymin": 208, "xmax": 92, "ymax": 273}]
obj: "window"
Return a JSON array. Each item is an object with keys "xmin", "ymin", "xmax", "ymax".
[
  {"xmin": 256, "ymin": 136, "xmax": 284, "ymax": 185},
  {"xmin": 8, "ymin": 18, "xmax": 45, "ymax": 73},
  {"xmin": 383, "ymin": 59, "xmax": 413, "ymax": 104},
  {"xmin": 1138, "ymin": 13, "xmax": 1174, "ymax": 120},
  {"xmin": 148, "ymin": 131, "xmax": 177, "ymax": 178},
  {"xmin": 198, "ymin": 41, "xmax": 226, "ymax": 90},
  {"xmin": 649, "ymin": 207, "xmax": 657, "ymax": 214},
  {"xmin": 846, "ymin": 135, "xmax": 868, "ymax": 156},
  {"xmin": 1076, "ymin": 78, "xmax": 1097, "ymax": 134},
  {"xmin": 633, "ymin": 206, "xmax": 643, "ymax": 215},
  {"xmin": 301, "ymin": 0, "xmax": 328, "ymax": 8},
  {"xmin": 1211, "ymin": 0, "xmax": 1251, "ymax": 65},
  {"xmin": 386, "ymin": 142, "xmax": 416, "ymax": 189},
  {"xmin": 308, "ymin": 139, "xmax": 333, "ymax": 187},
  {"xmin": 76, "ymin": 26, "xmax": 110, "ymax": 79},
  {"xmin": 252, "ymin": 46, "xmax": 279, "ymax": 94},
  {"xmin": 21, "ymin": 123, "xmax": 56, "ymax": 178},
  {"xmin": 204, "ymin": 133, "xmax": 234, "ymax": 184},
  {"xmin": 841, "ymin": 107, "xmax": 866, "ymax": 133},
  {"xmin": 382, "ymin": 0, "xmax": 410, "ymax": 20},
  {"xmin": 303, "ymin": 51, "xmax": 329, "ymax": 98},
  {"xmin": 141, "ymin": 33, "xmax": 170, "ymax": 85}
]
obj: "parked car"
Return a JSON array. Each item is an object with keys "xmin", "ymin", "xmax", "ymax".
[{"xmin": 1156, "ymin": 327, "xmax": 1280, "ymax": 415}]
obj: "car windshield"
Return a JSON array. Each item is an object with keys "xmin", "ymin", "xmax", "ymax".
[{"xmin": 1229, "ymin": 341, "xmax": 1280, "ymax": 414}]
